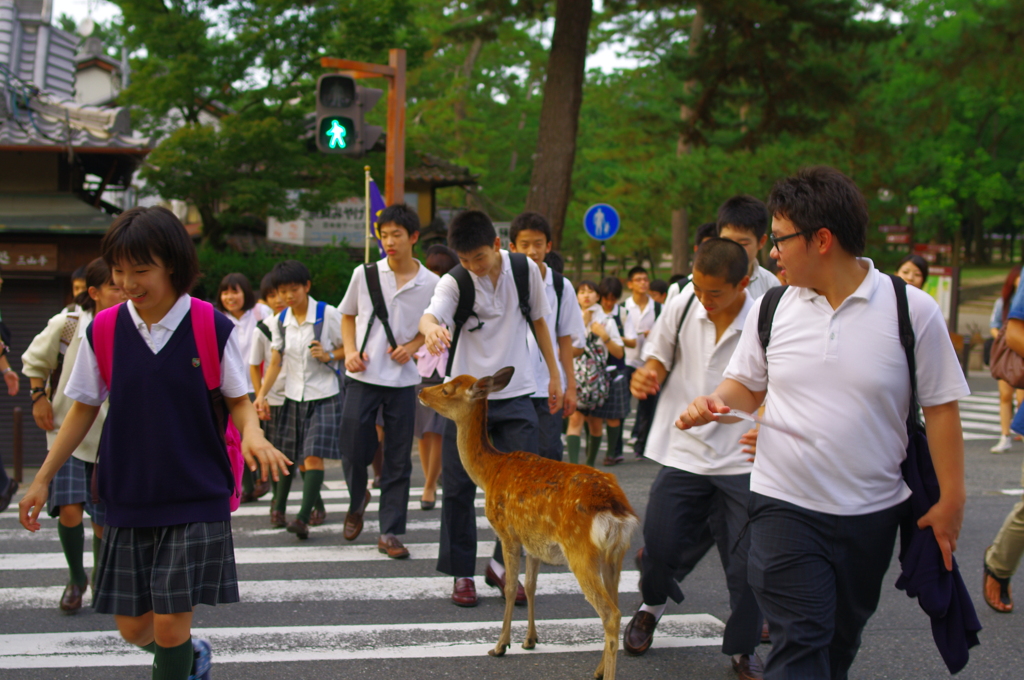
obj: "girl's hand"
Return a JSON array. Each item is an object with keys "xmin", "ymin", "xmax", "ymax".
[
  {"xmin": 254, "ymin": 396, "xmax": 271, "ymax": 421},
  {"xmin": 32, "ymin": 396, "xmax": 55, "ymax": 431},
  {"xmin": 242, "ymin": 430, "xmax": 292, "ymax": 482},
  {"xmin": 18, "ymin": 480, "xmax": 49, "ymax": 532},
  {"xmin": 590, "ymin": 322, "xmax": 608, "ymax": 340},
  {"xmin": 308, "ymin": 341, "xmax": 330, "ymax": 363},
  {"xmin": 739, "ymin": 427, "xmax": 759, "ymax": 462}
]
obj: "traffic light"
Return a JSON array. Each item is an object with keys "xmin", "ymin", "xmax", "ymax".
[{"xmin": 315, "ymin": 74, "xmax": 384, "ymax": 156}]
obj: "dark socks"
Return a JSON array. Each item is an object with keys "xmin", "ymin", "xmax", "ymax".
[
  {"xmin": 273, "ymin": 462, "xmax": 297, "ymax": 514},
  {"xmin": 607, "ymin": 424, "xmax": 623, "ymax": 462},
  {"xmin": 92, "ymin": 534, "xmax": 101, "ymax": 588},
  {"xmin": 242, "ymin": 467, "xmax": 255, "ymax": 495},
  {"xmin": 585, "ymin": 432, "xmax": 602, "ymax": 467},
  {"xmin": 566, "ymin": 435, "xmax": 581, "ymax": 464},
  {"xmin": 297, "ymin": 469, "xmax": 324, "ymax": 523},
  {"xmin": 152, "ymin": 638, "xmax": 193, "ymax": 680},
  {"xmin": 58, "ymin": 522, "xmax": 87, "ymax": 587},
  {"xmin": 141, "ymin": 642, "xmax": 157, "ymax": 654}
]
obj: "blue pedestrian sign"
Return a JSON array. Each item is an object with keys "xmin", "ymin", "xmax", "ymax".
[{"xmin": 584, "ymin": 204, "xmax": 620, "ymax": 241}]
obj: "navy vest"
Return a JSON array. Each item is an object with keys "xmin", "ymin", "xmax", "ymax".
[{"xmin": 87, "ymin": 304, "xmax": 235, "ymax": 527}]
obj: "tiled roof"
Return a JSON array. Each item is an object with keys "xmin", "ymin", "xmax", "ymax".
[
  {"xmin": 407, "ymin": 152, "xmax": 477, "ymax": 188},
  {"xmin": 0, "ymin": 193, "xmax": 114, "ymax": 233}
]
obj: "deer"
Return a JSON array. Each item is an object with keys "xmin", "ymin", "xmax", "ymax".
[{"xmin": 419, "ymin": 366, "xmax": 640, "ymax": 680}]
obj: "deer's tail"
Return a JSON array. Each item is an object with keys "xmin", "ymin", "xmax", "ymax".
[{"xmin": 589, "ymin": 510, "xmax": 640, "ymax": 557}]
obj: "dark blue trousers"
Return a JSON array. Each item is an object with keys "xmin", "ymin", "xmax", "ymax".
[
  {"xmin": 437, "ymin": 395, "xmax": 538, "ymax": 577},
  {"xmin": 531, "ymin": 397, "xmax": 563, "ymax": 461},
  {"xmin": 747, "ymin": 492, "xmax": 907, "ymax": 680}
]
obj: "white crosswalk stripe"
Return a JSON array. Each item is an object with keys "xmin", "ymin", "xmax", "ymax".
[{"xmin": 960, "ymin": 391, "xmax": 1005, "ymax": 440}]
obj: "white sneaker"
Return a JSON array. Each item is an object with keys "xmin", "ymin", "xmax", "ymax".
[{"xmin": 991, "ymin": 435, "xmax": 1012, "ymax": 453}]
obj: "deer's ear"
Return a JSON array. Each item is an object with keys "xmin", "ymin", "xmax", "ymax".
[
  {"xmin": 490, "ymin": 367, "xmax": 515, "ymax": 392},
  {"xmin": 466, "ymin": 376, "xmax": 493, "ymax": 401}
]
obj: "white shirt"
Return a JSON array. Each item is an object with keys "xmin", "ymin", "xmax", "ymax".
[
  {"xmin": 424, "ymin": 250, "xmax": 550, "ymax": 400},
  {"xmin": 724, "ymin": 260, "xmax": 970, "ymax": 515},
  {"xmin": 585, "ymin": 304, "xmax": 623, "ymax": 348},
  {"xmin": 339, "ymin": 258, "xmax": 439, "ymax": 388},
  {"xmin": 66, "ymin": 294, "xmax": 249, "ymax": 406},
  {"xmin": 527, "ymin": 267, "xmax": 587, "ymax": 398},
  {"xmin": 225, "ymin": 307, "xmax": 267, "ymax": 393},
  {"xmin": 624, "ymin": 295, "xmax": 659, "ymax": 368},
  {"xmin": 269, "ymin": 296, "xmax": 343, "ymax": 401},
  {"xmin": 249, "ymin": 322, "xmax": 286, "ymax": 406},
  {"xmin": 642, "ymin": 290, "xmax": 755, "ymax": 475},
  {"xmin": 666, "ymin": 263, "xmax": 780, "ymax": 303},
  {"xmin": 608, "ymin": 303, "xmax": 636, "ymax": 351}
]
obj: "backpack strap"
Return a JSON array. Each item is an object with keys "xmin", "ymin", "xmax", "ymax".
[
  {"xmin": 888, "ymin": 274, "xmax": 921, "ymax": 432},
  {"xmin": 665, "ymin": 294, "xmax": 697, "ymax": 375},
  {"xmin": 654, "ymin": 300, "xmax": 663, "ymax": 319},
  {"xmin": 552, "ymin": 269, "xmax": 565, "ymax": 334},
  {"xmin": 446, "ymin": 265, "xmax": 478, "ymax": 377},
  {"xmin": 361, "ymin": 262, "xmax": 399, "ymax": 354},
  {"xmin": 277, "ymin": 308, "xmax": 288, "ymax": 354},
  {"xmin": 509, "ymin": 252, "xmax": 537, "ymax": 341},
  {"xmin": 612, "ymin": 308, "xmax": 625, "ymax": 338},
  {"xmin": 313, "ymin": 300, "xmax": 327, "ymax": 344},
  {"xmin": 757, "ymin": 285, "xmax": 789, "ymax": 351},
  {"xmin": 256, "ymin": 319, "xmax": 272, "ymax": 341},
  {"xmin": 91, "ymin": 304, "xmax": 123, "ymax": 389},
  {"xmin": 190, "ymin": 298, "xmax": 221, "ymax": 390}
]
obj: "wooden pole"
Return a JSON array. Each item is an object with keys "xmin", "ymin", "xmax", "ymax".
[
  {"xmin": 385, "ymin": 49, "xmax": 406, "ymax": 207},
  {"xmin": 364, "ymin": 166, "xmax": 372, "ymax": 264}
]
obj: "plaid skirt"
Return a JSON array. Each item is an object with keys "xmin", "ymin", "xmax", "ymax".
[
  {"xmin": 93, "ymin": 521, "xmax": 239, "ymax": 616},
  {"xmin": 261, "ymin": 403, "xmax": 284, "ymax": 450},
  {"xmin": 414, "ymin": 377, "xmax": 445, "ymax": 438},
  {"xmin": 583, "ymin": 367, "xmax": 630, "ymax": 420},
  {"xmin": 277, "ymin": 393, "xmax": 344, "ymax": 463},
  {"xmin": 47, "ymin": 456, "xmax": 106, "ymax": 526}
]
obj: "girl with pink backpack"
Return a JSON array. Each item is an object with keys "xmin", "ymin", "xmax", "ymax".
[{"xmin": 18, "ymin": 206, "xmax": 291, "ymax": 680}]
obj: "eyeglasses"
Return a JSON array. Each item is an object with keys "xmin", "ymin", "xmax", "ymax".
[{"xmin": 769, "ymin": 231, "xmax": 804, "ymax": 248}]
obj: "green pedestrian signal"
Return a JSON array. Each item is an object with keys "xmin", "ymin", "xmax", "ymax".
[
  {"xmin": 319, "ymin": 117, "xmax": 354, "ymax": 151},
  {"xmin": 314, "ymin": 74, "xmax": 383, "ymax": 156}
]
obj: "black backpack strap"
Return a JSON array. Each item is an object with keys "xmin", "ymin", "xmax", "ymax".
[
  {"xmin": 757, "ymin": 286, "xmax": 789, "ymax": 351},
  {"xmin": 888, "ymin": 274, "xmax": 921, "ymax": 432},
  {"xmin": 446, "ymin": 265, "xmax": 478, "ymax": 376},
  {"xmin": 361, "ymin": 262, "xmax": 399, "ymax": 354},
  {"xmin": 654, "ymin": 300, "xmax": 663, "ymax": 319},
  {"xmin": 670, "ymin": 293, "xmax": 697, "ymax": 368},
  {"xmin": 552, "ymin": 269, "xmax": 565, "ymax": 334},
  {"xmin": 256, "ymin": 319, "xmax": 272, "ymax": 341},
  {"xmin": 509, "ymin": 252, "xmax": 537, "ymax": 341},
  {"xmin": 612, "ymin": 308, "xmax": 625, "ymax": 338}
]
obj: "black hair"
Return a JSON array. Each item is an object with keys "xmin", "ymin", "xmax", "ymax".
[
  {"xmin": 695, "ymin": 221, "xmax": 719, "ymax": 244},
  {"xmin": 649, "ymin": 279, "xmax": 668, "ymax": 295},
  {"xmin": 767, "ymin": 166, "xmax": 868, "ymax": 256},
  {"xmin": 215, "ymin": 272, "xmax": 256, "ymax": 314},
  {"xmin": 694, "ymin": 238, "xmax": 749, "ymax": 286},
  {"xmin": 627, "ymin": 265, "xmax": 648, "ymax": 280},
  {"xmin": 509, "ymin": 211, "xmax": 552, "ymax": 244},
  {"xmin": 377, "ymin": 203, "xmax": 420, "ymax": 236},
  {"xmin": 577, "ymin": 279, "xmax": 599, "ymax": 295},
  {"xmin": 717, "ymin": 195, "xmax": 770, "ymax": 240},
  {"xmin": 271, "ymin": 260, "xmax": 311, "ymax": 288},
  {"xmin": 597, "ymin": 275, "xmax": 623, "ymax": 301},
  {"xmin": 425, "ymin": 244, "xmax": 459, "ymax": 276},
  {"xmin": 544, "ymin": 250, "xmax": 564, "ymax": 274},
  {"xmin": 447, "ymin": 210, "xmax": 497, "ymax": 254},
  {"xmin": 76, "ymin": 258, "xmax": 113, "ymax": 313},
  {"xmin": 71, "ymin": 265, "xmax": 87, "ymax": 281},
  {"xmin": 668, "ymin": 273, "xmax": 688, "ymax": 285},
  {"xmin": 101, "ymin": 206, "xmax": 199, "ymax": 295},
  {"xmin": 897, "ymin": 254, "xmax": 929, "ymax": 286},
  {"xmin": 259, "ymin": 272, "xmax": 276, "ymax": 301}
]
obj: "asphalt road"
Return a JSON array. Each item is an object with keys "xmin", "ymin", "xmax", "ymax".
[{"xmin": 2, "ymin": 375, "xmax": 1022, "ymax": 680}]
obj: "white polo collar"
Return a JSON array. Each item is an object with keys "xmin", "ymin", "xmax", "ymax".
[{"xmin": 126, "ymin": 293, "xmax": 191, "ymax": 331}]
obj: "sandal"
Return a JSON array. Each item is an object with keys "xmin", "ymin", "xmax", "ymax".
[{"xmin": 983, "ymin": 562, "xmax": 1013, "ymax": 612}]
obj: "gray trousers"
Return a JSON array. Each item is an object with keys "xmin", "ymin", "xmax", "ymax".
[
  {"xmin": 531, "ymin": 397, "xmax": 563, "ymax": 461},
  {"xmin": 640, "ymin": 466, "xmax": 762, "ymax": 656}
]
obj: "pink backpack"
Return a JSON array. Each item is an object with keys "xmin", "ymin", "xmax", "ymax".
[{"xmin": 92, "ymin": 298, "xmax": 245, "ymax": 511}]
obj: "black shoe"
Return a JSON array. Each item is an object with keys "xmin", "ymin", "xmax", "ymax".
[
  {"xmin": 287, "ymin": 518, "xmax": 309, "ymax": 540},
  {"xmin": 623, "ymin": 610, "xmax": 658, "ymax": 656},
  {"xmin": 0, "ymin": 479, "xmax": 18, "ymax": 513}
]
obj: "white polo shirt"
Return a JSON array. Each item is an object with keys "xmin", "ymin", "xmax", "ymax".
[
  {"xmin": 424, "ymin": 250, "xmax": 549, "ymax": 400},
  {"xmin": 624, "ymin": 295, "xmax": 659, "ymax": 368},
  {"xmin": 642, "ymin": 291, "xmax": 755, "ymax": 475},
  {"xmin": 667, "ymin": 263, "xmax": 780, "ymax": 305},
  {"xmin": 528, "ymin": 267, "xmax": 587, "ymax": 398},
  {"xmin": 724, "ymin": 260, "xmax": 970, "ymax": 516},
  {"xmin": 269, "ymin": 296, "xmax": 343, "ymax": 402},
  {"xmin": 339, "ymin": 258, "xmax": 439, "ymax": 388},
  {"xmin": 249, "ymin": 322, "xmax": 286, "ymax": 406}
]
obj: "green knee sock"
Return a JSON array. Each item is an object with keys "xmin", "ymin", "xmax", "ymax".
[
  {"xmin": 141, "ymin": 642, "xmax": 157, "ymax": 654},
  {"xmin": 273, "ymin": 462, "xmax": 297, "ymax": 514},
  {"xmin": 606, "ymin": 424, "xmax": 623, "ymax": 461},
  {"xmin": 566, "ymin": 435, "xmax": 581, "ymax": 464},
  {"xmin": 297, "ymin": 469, "xmax": 325, "ymax": 523},
  {"xmin": 585, "ymin": 432, "xmax": 602, "ymax": 467},
  {"xmin": 152, "ymin": 638, "xmax": 193, "ymax": 680},
  {"xmin": 58, "ymin": 522, "xmax": 88, "ymax": 588},
  {"xmin": 242, "ymin": 467, "xmax": 255, "ymax": 495},
  {"xmin": 92, "ymin": 534, "xmax": 101, "ymax": 589}
]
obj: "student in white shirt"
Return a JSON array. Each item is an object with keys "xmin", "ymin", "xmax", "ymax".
[
  {"xmin": 623, "ymin": 239, "xmax": 763, "ymax": 677},
  {"xmin": 623, "ymin": 265, "xmax": 660, "ymax": 459},
  {"xmin": 419, "ymin": 210, "xmax": 562, "ymax": 608},
  {"xmin": 255, "ymin": 260, "xmax": 345, "ymax": 541},
  {"xmin": 678, "ymin": 167, "xmax": 968, "ymax": 679},
  {"xmin": 508, "ymin": 211, "xmax": 586, "ymax": 461},
  {"xmin": 593, "ymin": 276, "xmax": 636, "ymax": 465},
  {"xmin": 665, "ymin": 222, "xmax": 719, "ymax": 302},
  {"xmin": 339, "ymin": 204, "xmax": 439, "ymax": 558}
]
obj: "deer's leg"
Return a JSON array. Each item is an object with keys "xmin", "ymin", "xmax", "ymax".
[
  {"xmin": 568, "ymin": 550, "xmax": 619, "ymax": 680},
  {"xmin": 522, "ymin": 553, "xmax": 541, "ymax": 649},
  {"xmin": 489, "ymin": 538, "xmax": 521, "ymax": 657}
]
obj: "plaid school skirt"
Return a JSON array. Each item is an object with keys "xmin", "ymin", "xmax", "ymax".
[
  {"xmin": 93, "ymin": 521, "xmax": 239, "ymax": 616},
  {"xmin": 47, "ymin": 455, "xmax": 106, "ymax": 527},
  {"xmin": 583, "ymin": 367, "xmax": 630, "ymax": 421},
  {"xmin": 261, "ymin": 403, "xmax": 284, "ymax": 450},
  {"xmin": 277, "ymin": 392, "xmax": 344, "ymax": 463},
  {"xmin": 414, "ymin": 376, "xmax": 445, "ymax": 438}
]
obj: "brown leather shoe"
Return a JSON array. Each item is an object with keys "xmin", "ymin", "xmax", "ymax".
[
  {"xmin": 484, "ymin": 564, "xmax": 526, "ymax": 605},
  {"xmin": 309, "ymin": 508, "xmax": 326, "ymax": 526},
  {"xmin": 623, "ymin": 610, "xmax": 657, "ymax": 656},
  {"xmin": 287, "ymin": 518, "xmax": 309, "ymax": 540},
  {"xmin": 378, "ymin": 534, "xmax": 410, "ymax": 559},
  {"xmin": 269, "ymin": 509, "xmax": 286, "ymax": 528},
  {"xmin": 452, "ymin": 577, "xmax": 478, "ymax": 607},
  {"xmin": 59, "ymin": 582, "xmax": 86, "ymax": 613},
  {"xmin": 732, "ymin": 652, "xmax": 765, "ymax": 680},
  {"xmin": 252, "ymin": 478, "xmax": 272, "ymax": 500},
  {"xmin": 761, "ymin": 620, "xmax": 771, "ymax": 644},
  {"xmin": 343, "ymin": 490, "xmax": 371, "ymax": 541}
]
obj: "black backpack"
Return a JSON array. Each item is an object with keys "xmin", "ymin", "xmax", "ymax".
[{"xmin": 360, "ymin": 262, "xmax": 399, "ymax": 355}]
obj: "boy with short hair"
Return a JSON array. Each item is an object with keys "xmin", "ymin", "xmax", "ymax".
[
  {"xmin": 508, "ymin": 211, "xmax": 586, "ymax": 461},
  {"xmin": 716, "ymin": 195, "xmax": 779, "ymax": 299},
  {"xmin": 666, "ymin": 222, "xmax": 718, "ymax": 302},
  {"xmin": 625, "ymin": 238, "xmax": 764, "ymax": 679},
  {"xmin": 419, "ymin": 209, "xmax": 562, "ymax": 607},
  {"xmin": 649, "ymin": 279, "xmax": 668, "ymax": 305},
  {"xmin": 254, "ymin": 260, "xmax": 344, "ymax": 540},
  {"xmin": 339, "ymin": 204, "xmax": 438, "ymax": 558},
  {"xmin": 623, "ymin": 266, "xmax": 660, "ymax": 459}
]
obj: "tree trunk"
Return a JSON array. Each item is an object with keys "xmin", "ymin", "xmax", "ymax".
[
  {"xmin": 454, "ymin": 35, "xmax": 484, "ymax": 123},
  {"xmin": 525, "ymin": 0, "xmax": 593, "ymax": 250},
  {"xmin": 670, "ymin": 5, "xmax": 705, "ymax": 276}
]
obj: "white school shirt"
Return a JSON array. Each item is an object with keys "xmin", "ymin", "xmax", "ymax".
[
  {"xmin": 249, "ymin": 322, "xmax": 286, "ymax": 406},
  {"xmin": 66, "ymin": 294, "xmax": 249, "ymax": 406},
  {"xmin": 527, "ymin": 267, "xmax": 587, "ymax": 398},
  {"xmin": 624, "ymin": 295, "xmax": 659, "ymax": 368},
  {"xmin": 724, "ymin": 259, "xmax": 970, "ymax": 516},
  {"xmin": 269, "ymin": 296, "xmax": 343, "ymax": 401},
  {"xmin": 226, "ymin": 307, "xmax": 266, "ymax": 393},
  {"xmin": 641, "ymin": 291, "xmax": 755, "ymax": 475},
  {"xmin": 666, "ymin": 263, "xmax": 780, "ymax": 303},
  {"xmin": 607, "ymin": 303, "xmax": 637, "ymax": 355},
  {"xmin": 585, "ymin": 304, "xmax": 623, "ymax": 345},
  {"xmin": 423, "ymin": 250, "xmax": 550, "ymax": 400},
  {"xmin": 339, "ymin": 258, "xmax": 439, "ymax": 388}
]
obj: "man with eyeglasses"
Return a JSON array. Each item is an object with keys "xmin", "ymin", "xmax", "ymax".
[{"xmin": 677, "ymin": 166, "xmax": 968, "ymax": 679}]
